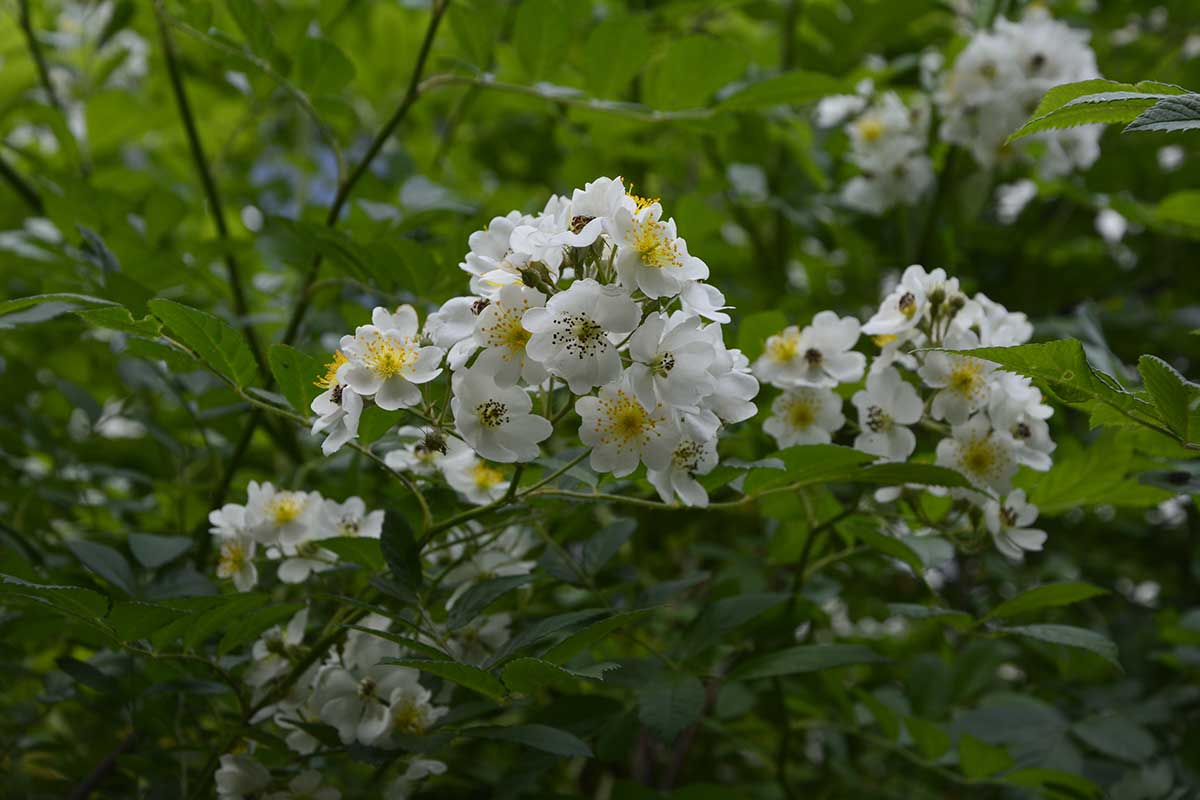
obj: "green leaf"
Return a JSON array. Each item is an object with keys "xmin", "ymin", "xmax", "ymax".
[
  {"xmin": 644, "ymin": 35, "xmax": 746, "ymax": 110},
  {"xmin": 682, "ymin": 592, "xmax": 787, "ymax": 656},
  {"xmin": 148, "ymin": 299, "xmax": 258, "ymax": 387},
  {"xmin": 887, "ymin": 604, "xmax": 973, "ymax": 630},
  {"xmin": 513, "ymin": 0, "xmax": 570, "ymax": 81},
  {"xmin": 128, "ymin": 534, "xmax": 192, "ymax": 569},
  {"xmin": 269, "ymin": 345, "xmax": 324, "ymax": 415},
  {"xmin": 462, "ymin": 723, "xmax": 591, "ymax": 757},
  {"xmin": 743, "ymin": 445, "xmax": 875, "ymax": 494},
  {"xmin": 0, "ymin": 293, "xmax": 119, "ymax": 317},
  {"xmin": 321, "ymin": 537, "xmax": 384, "ymax": 570},
  {"xmin": 446, "ymin": 575, "xmax": 532, "ymax": 631},
  {"xmin": 66, "ymin": 540, "xmax": 137, "ymax": 596},
  {"xmin": 580, "ymin": 519, "xmax": 636, "ymax": 575},
  {"xmin": 183, "ymin": 593, "xmax": 269, "ymax": 650},
  {"xmin": 736, "ymin": 310, "xmax": 788, "ymax": 360},
  {"xmin": 541, "ymin": 608, "xmax": 655, "ymax": 664},
  {"xmin": 76, "ymin": 306, "xmax": 162, "ymax": 336},
  {"xmin": 390, "ymin": 659, "xmax": 505, "ymax": 701},
  {"xmin": 852, "ymin": 462, "xmax": 973, "ymax": 489},
  {"xmin": 218, "ymin": 602, "xmax": 304, "ymax": 656},
  {"xmin": 1138, "ymin": 355, "xmax": 1195, "ymax": 440},
  {"xmin": 226, "ymin": 0, "xmax": 277, "ymax": 60},
  {"xmin": 728, "ymin": 644, "xmax": 886, "ymax": 681},
  {"xmin": 380, "ymin": 513, "xmax": 421, "ymax": 597},
  {"xmin": 56, "ymin": 656, "xmax": 119, "ymax": 694},
  {"xmin": 107, "ymin": 601, "xmax": 185, "ymax": 641},
  {"xmin": 856, "ymin": 690, "xmax": 900, "ymax": 740},
  {"xmin": 1008, "ymin": 80, "xmax": 1186, "ymax": 141},
  {"xmin": 296, "ymin": 37, "xmax": 356, "ymax": 95},
  {"xmin": 1125, "ymin": 93, "xmax": 1200, "ymax": 133},
  {"xmin": 448, "ymin": 0, "xmax": 502, "ymax": 67},
  {"xmin": 981, "ymin": 582, "xmax": 1108, "ymax": 622},
  {"xmin": 0, "ymin": 573, "xmax": 111, "ymax": 627},
  {"xmin": 637, "ymin": 672, "xmax": 705, "ymax": 742},
  {"xmin": 358, "ymin": 628, "xmax": 451, "ymax": 661},
  {"xmin": 999, "ymin": 624, "xmax": 1121, "ymax": 670},
  {"xmin": 958, "ymin": 733, "xmax": 1013, "ymax": 779},
  {"xmin": 1003, "ymin": 769, "xmax": 1103, "ymax": 799},
  {"xmin": 500, "ymin": 657, "xmax": 614, "ymax": 694},
  {"xmin": 906, "ymin": 716, "xmax": 951, "ymax": 759},
  {"xmin": 357, "ymin": 406, "xmax": 405, "ymax": 445},
  {"xmin": 846, "ymin": 522, "xmax": 925, "ymax": 575},
  {"xmin": 580, "ymin": 14, "xmax": 650, "ymax": 99},
  {"xmin": 1070, "ymin": 714, "xmax": 1156, "ymax": 763},
  {"xmin": 719, "ymin": 70, "xmax": 846, "ymax": 110}
]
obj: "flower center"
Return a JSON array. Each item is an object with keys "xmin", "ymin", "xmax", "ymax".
[
  {"xmin": 1000, "ymin": 505, "xmax": 1018, "ymax": 527},
  {"xmin": 1013, "ymin": 422, "xmax": 1031, "ymax": 440},
  {"xmin": 767, "ymin": 333, "xmax": 800, "ymax": 364},
  {"xmin": 476, "ymin": 399, "xmax": 510, "ymax": 429},
  {"xmin": 338, "ymin": 516, "xmax": 360, "ymax": 536},
  {"xmin": 855, "ymin": 116, "xmax": 885, "ymax": 142},
  {"xmin": 803, "ymin": 348, "xmax": 823, "ymax": 367},
  {"xmin": 268, "ymin": 496, "xmax": 305, "ymax": 526},
  {"xmin": 315, "ymin": 351, "xmax": 347, "ymax": 388},
  {"xmin": 672, "ymin": 440, "xmax": 704, "ymax": 473},
  {"xmin": 357, "ymin": 677, "xmax": 377, "ymax": 700},
  {"xmin": 631, "ymin": 218, "xmax": 682, "ymax": 269},
  {"xmin": 960, "ymin": 437, "xmax": 998, "ymax": 477},
  {"xmin": 787, "ymin": 396, "xmax": 818, "ymax": 429},
  {"xmin": 391, "ymin": 699, "xmax": 426, "ymax": 736},
  {"xmin": 472, "ymin": 462, "xmax": 504, "ymax": 489},
  {"xmin": 363, "ymin": 332, "xmax": 418, "ymax": 379},
  {"xmin": 898, "ymin": 292, "xmax": 918, "ymax": 319},
  {"xmin": 948, "ymin": 359, "xmax": 986, "ymax": 399},
  {"xmin": 866, "ymin": 405, "xmax": 892, "ymax": 433},
  {"xmin": 481, "ymin": 304, "xmax": 531, "ymax": 352},
  {"xmin": 650, "ymin": 352, "xmax": 676, "ymax": 377},
  {"xmin": 219, "ymin": 541, "xmax": 247, "ymax": 573},
  {"xmin": 595, "ymin": 389, "xmax": 659, "ymax": 449},
  {"xmin": 552, "ymin": 312, "xmax": 607, "ymax": 359}
]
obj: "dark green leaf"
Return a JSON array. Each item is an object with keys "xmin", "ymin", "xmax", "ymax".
[
  {"xmin": 958, "ymin": 733, "xmax": 1013, "ymax": 779},
  {"xmin": 729, "ymin": 644, "xmax": 886, "ymax": 681},
  {"xmin": 128, "ymin": 534, "xmax": 192, "ymax": 569},
  {"xmin": 982, "ymin": 582, "xmax": 1107, "ymax": 622},
  {"xmin": 390, "ymin": 659, "xmax": 505, "ymax": 701},
  {"xmin": 462, "ymin": 723, "xmax": 592, "ymax": 757},
  {"xmin": 637, "ymin": 672, "xmax": 705, "ymax": 742},
  {"xmin": 66, "ymin": 540, "xmax": 137, "ymax": 596},
  {"xmin": 269, "ymin": 345, "xmax": 324, "ymax": 415},
  {"xmin": 446, "ymin": 575, "xmax": 532, "ymax": 631},
  {"xmin": 148, "ymin": 299, "xmax": 258, "ymax": 387}
]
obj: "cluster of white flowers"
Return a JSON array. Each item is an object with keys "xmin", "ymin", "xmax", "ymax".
[
  {"xmin": 208, "ymin": 483, "xmax": 383, "ymax": 592},
  {"xmin": 211, "ymin": 524, "xmax": 536, "ymax": 798},
  {"xmin": 938, "ymin": 7, "xmax": 1102, "ymax": 177},
  {"xmin": 753, "ymin": 264, "xmax": 1054, "ymax": 560},
  {"xmin": 310, "ymin": 176, "xmax": 759, "ymax": 508},
  {"xmin": 817, "ymin": 88, "xmax": 934, "ymax": 215}
]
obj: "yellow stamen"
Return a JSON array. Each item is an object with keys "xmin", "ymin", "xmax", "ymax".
[
  {"xmin": 472, "ymin": 462, "xmax": 504, "ymax": 489},
  {"xmin": 362, "ymin": 332, "xmax": 419, "ymax": 379},
  {"xmin": 855, "ymin": 116, "xmax": 885, "ymax": 143},
  {"xmin": 315, "ymin": 351, "xmax": 347, "ymax": 388},
  {"xmin": 594, "ymin": 389, "xmax": 660, "ymax": 450}
]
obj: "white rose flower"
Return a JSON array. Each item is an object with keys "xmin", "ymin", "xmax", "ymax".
[
  {"xmin": 523, "ymin": 278, "xmax": 639, "ymax": 394},
  {"xmin": 612, "ymin": 201, "xmax": 709, "ymax": 299},
  {"xmin": 700, "ymin": 327, "xmax": 759, "ymax": 428},
  {"xmin": 215, "ymin": 753, "xmax": 270, "ymax": 800},
  {"xmin": 627, "ymin": 312, "xmax": 716, "ymax": 411},
  {"xmin": 244, "ymin": 481, "xmax": 320, "ymax": 546},
  {"xmin": 575, "ymin": 372, "xmax": 678, "ymax": 477},
  {"xmin": 647, "ymin": 434, "xmax": 719, "ymax": 508},
  {"xmin": 451, "ymin": 363, "xmax": 552, "ymax": 463},
  {"xmin": 554, "ymin": 175, "xmax": 634, "ymax": 248},
  {"xmin": 384, "ymin": 426, "xmax": 470, "ymax": 476},
  {"xmin": 472, "ymin": 284, "xmax": 548, "ymax": 386},
  {"xmin": 984, "ymin": 489, "xmax": 1048, "ymax": 561},
  {"xmin": 216, "ymin": 534, "xmax": 257, "ymax": 591},
  {"xmin": 316, "ymin": 664, "xmax": 422, "ymax": 746},
  {"xmin": 987, "ymin": 372, "xmax": 1055, "ymax": 470},
  {"xmin": 679, "ymin": 281, "xmax": 732, "ymax": 324},
  {"xmin": 376, "ymin": 672, "xmax": 448, "ymax": 745},
  {"xmin": 440, "ymin": 449, "xmax": 510, "ymax": 505},
  {"xmin": 862, "ymin": 265, "xmax": 959, "ymax": 337},
  {"xmin": 754, "ymin": 311, "xmax": 865, "ymax": 389},
  {"xmin": 935, "ymin": 414, "xmax": 1019, "ymax": 494},
  {"xmin": 764, "ymin": 387, "xmax": 845, "ymax": 447},
  {"xmin": 424, "ymin": 295, "xmax": 478, "ymax": 350},
  {"xmin": 324, "ymin": 496, "xmax": 384, "ymax": 539},
  {"xmin": 851, "ymin": 366, "xmax": 923, "ymax": 462},
  {"xmin": 917, "ymin": 331, "xmax": 995, "ymax": 424},
  {"xmin": 338, "ymin": 305, "xmax": 444, "ymax": 410},
  {"xmin": 245, "ymin": 607, "xmax": 308, "ymax": 687}
]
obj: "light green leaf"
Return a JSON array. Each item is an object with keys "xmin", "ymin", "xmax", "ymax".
[
  {"xmin": 644, "ymin": 35, "xmax": 746, "ymax": 111},
  {"xmin": 269, "ymin": 344, "xmax": 324, "ymax": 415},
  {"xmin": 719, "ymin": 70, "xmax": 846, "ymax": 110},
  {"xmin": 958, "ymin": 733, "xmax": 1013, "ymax": 779},
  {"xmin": 390, "ymin": 658, "xmax": 506, "ymax": 701},
  {"xmin": 148, "ymin": 299, "xmax": 258, "ymax": 387},
  {"xmin": 0, "ymin": 573, "xmax": 112, "ymax": 628},
  {"xmin": 462, "ymin": 723, "xmax": 591, "ymax": 757},
  {"xmin": 906, "ymin": 716, "xmax": 951, "ymax": 759},
  {"xmin": 321, "ymin": 537, "xmax": 384, "ymax": 570},
  {"xmin": 981, "ymin": 582, "xmax": 1108, "ymax": 622},
  {"xmin": 728, "ymin": 644, "xmax": 886, "ymax": 681},
  {"xmin": 296, "ymin": 37, "xmax": 356, "ymax": 95},
  {"xmin": 513, "ymin": 0, "xmax": 570, "ymax": 81},
  {"xmin": 500, "ymin": 657, "xmax": 615, "ymax": 694},
  {"xmin": 1008, "ymin": 80, "xmax": 1187, "ymax": 141},
  {"xmin": 736, "ymin": 310, "xmax": 788, "ymax": 360},
  {"xmin": 581, "ymin": 14, "xmax": 650, "ymax": 99},
  {"xmin": 76, "ymin": 306, "xmax": 162, "ymax": 336},
  {"xmin": 743, "ymin": 445, "xmax": 875, "ymax": 494},
  {"xmin": 128, "ymin": 533, "xmax": 192, "ymax": 569},
  {"xmin": 0, "ymin": 293, "xmax": 118, "ymax": 317}
]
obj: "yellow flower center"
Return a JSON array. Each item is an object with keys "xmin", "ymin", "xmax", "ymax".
[
  {"xmin": 391, "ymin": 700, "xmax": 427, "ymax": 736},
  {"xmin": 787, "ymin": 397, "xmax": 817, "ymax": 429},
  {"xmin": 480, "ymin": 302, "xmax": 532, "ymax": 354},
  {"xmin": 961, "ymin": 437, "xmax": 997, "ymax": 476},
  {"xmin": 594, "ymin": 389, "xmax": 661, "ymax": 449},
  {"xmin": 855, "ymin": 116, "xmax": 885, "ymax": 142},
  {"xmin": 631, "ymin": 218, "xmax": 682, "ymax": 269},
  {"xmin": 472, "ymin": 462, "xmax": 504, "ymax": 489},
  {"xmin": 873, "ymin": 334, "xmax": 898, "ymax": 348},
  {"xmin": 363, "ymin": 332, "xmax": 419, "ymax": 379},
  {"xmin": 315, "ymin": 351, "xmax": 347, "ymax": 388},
  {"xmin": 767, "ymin": 332, "xmax": 801, "ymax": 364},
  {"xmin": 268, "ymin": 495, "xmax": 305, "ymax": 526},
  {"xmin": 218, "ymin": 540, "xmax": 248, "ymax": 575},
  {"xmin": 948, "ymin": 359, "xmax": 987, "ymax": 399}
]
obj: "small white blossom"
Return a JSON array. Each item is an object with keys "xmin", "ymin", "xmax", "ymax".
[
  {"xmin": 755, "ymin": 312, "xmax": 865, "ymax": 389},
  {"xmin": 935, "ymin": 414, "xmax": 1019, "ymax": 494},
  {"xmin": 338, "ymin": 305, "xmax": 444, "ymax": 410},
  {"xmin": 851, "ymin": 367, "xmax": 923, "ymax": 461},
  {"xmin": 627, "ymin": 312, "xmax": 716, "ymax": 411},
  {"xmin": 384, "ymin": 426, "xmax": 470, "ymax": 476},
  {"xmin": 451, "ymin": 363, "xmax": 552, "ymax": 463},
  {"xmin": 984, "ymin": 489, "xmax": 1047, "ymax": 560},
  {"xmin": 440, "ymin": 450, "xmax": 510, "ymax": 505},
  {"xmin": 215, "ymin": 754, "xmax": 270, "ymax": 800},
  {"xmin": 612, "ymin": 201, "xmax": 709, "ymax": 299},
  {"xmin": 245, "ymin": 481, "xmax": 320, "ymax": 546},
  {"xmin": 245, "ymin": 608, "xmax": 308, "ymax": 687},
  {"xmin": 316, "ymin": 665, "xmax": 422, "ymax": 746},
  {"xmin": 647, "ymin": 434, "xmax": 719, "ymax": 507},
  {"xmin": 918, "ymin": 336, "xmax": 996, "ymax": 424},
  {"xmin": 987, "ymin": 372, "xmax": 1055, "ymax": 470},
  {"xmin": 764, "ymin": 387, "xmax": 845, "ymax": 447},
  {"xmin": 576, "ymin": 372, "xmax": 677, "ymax": 477},
  {"xmin": 471, "ymin": 284, "xmax": 548, "ymax": 386}
]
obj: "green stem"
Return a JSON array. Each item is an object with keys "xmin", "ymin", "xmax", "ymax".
[{"xmin": 0, "ymin": 151, "xmax": 43, "ymax": 213}]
